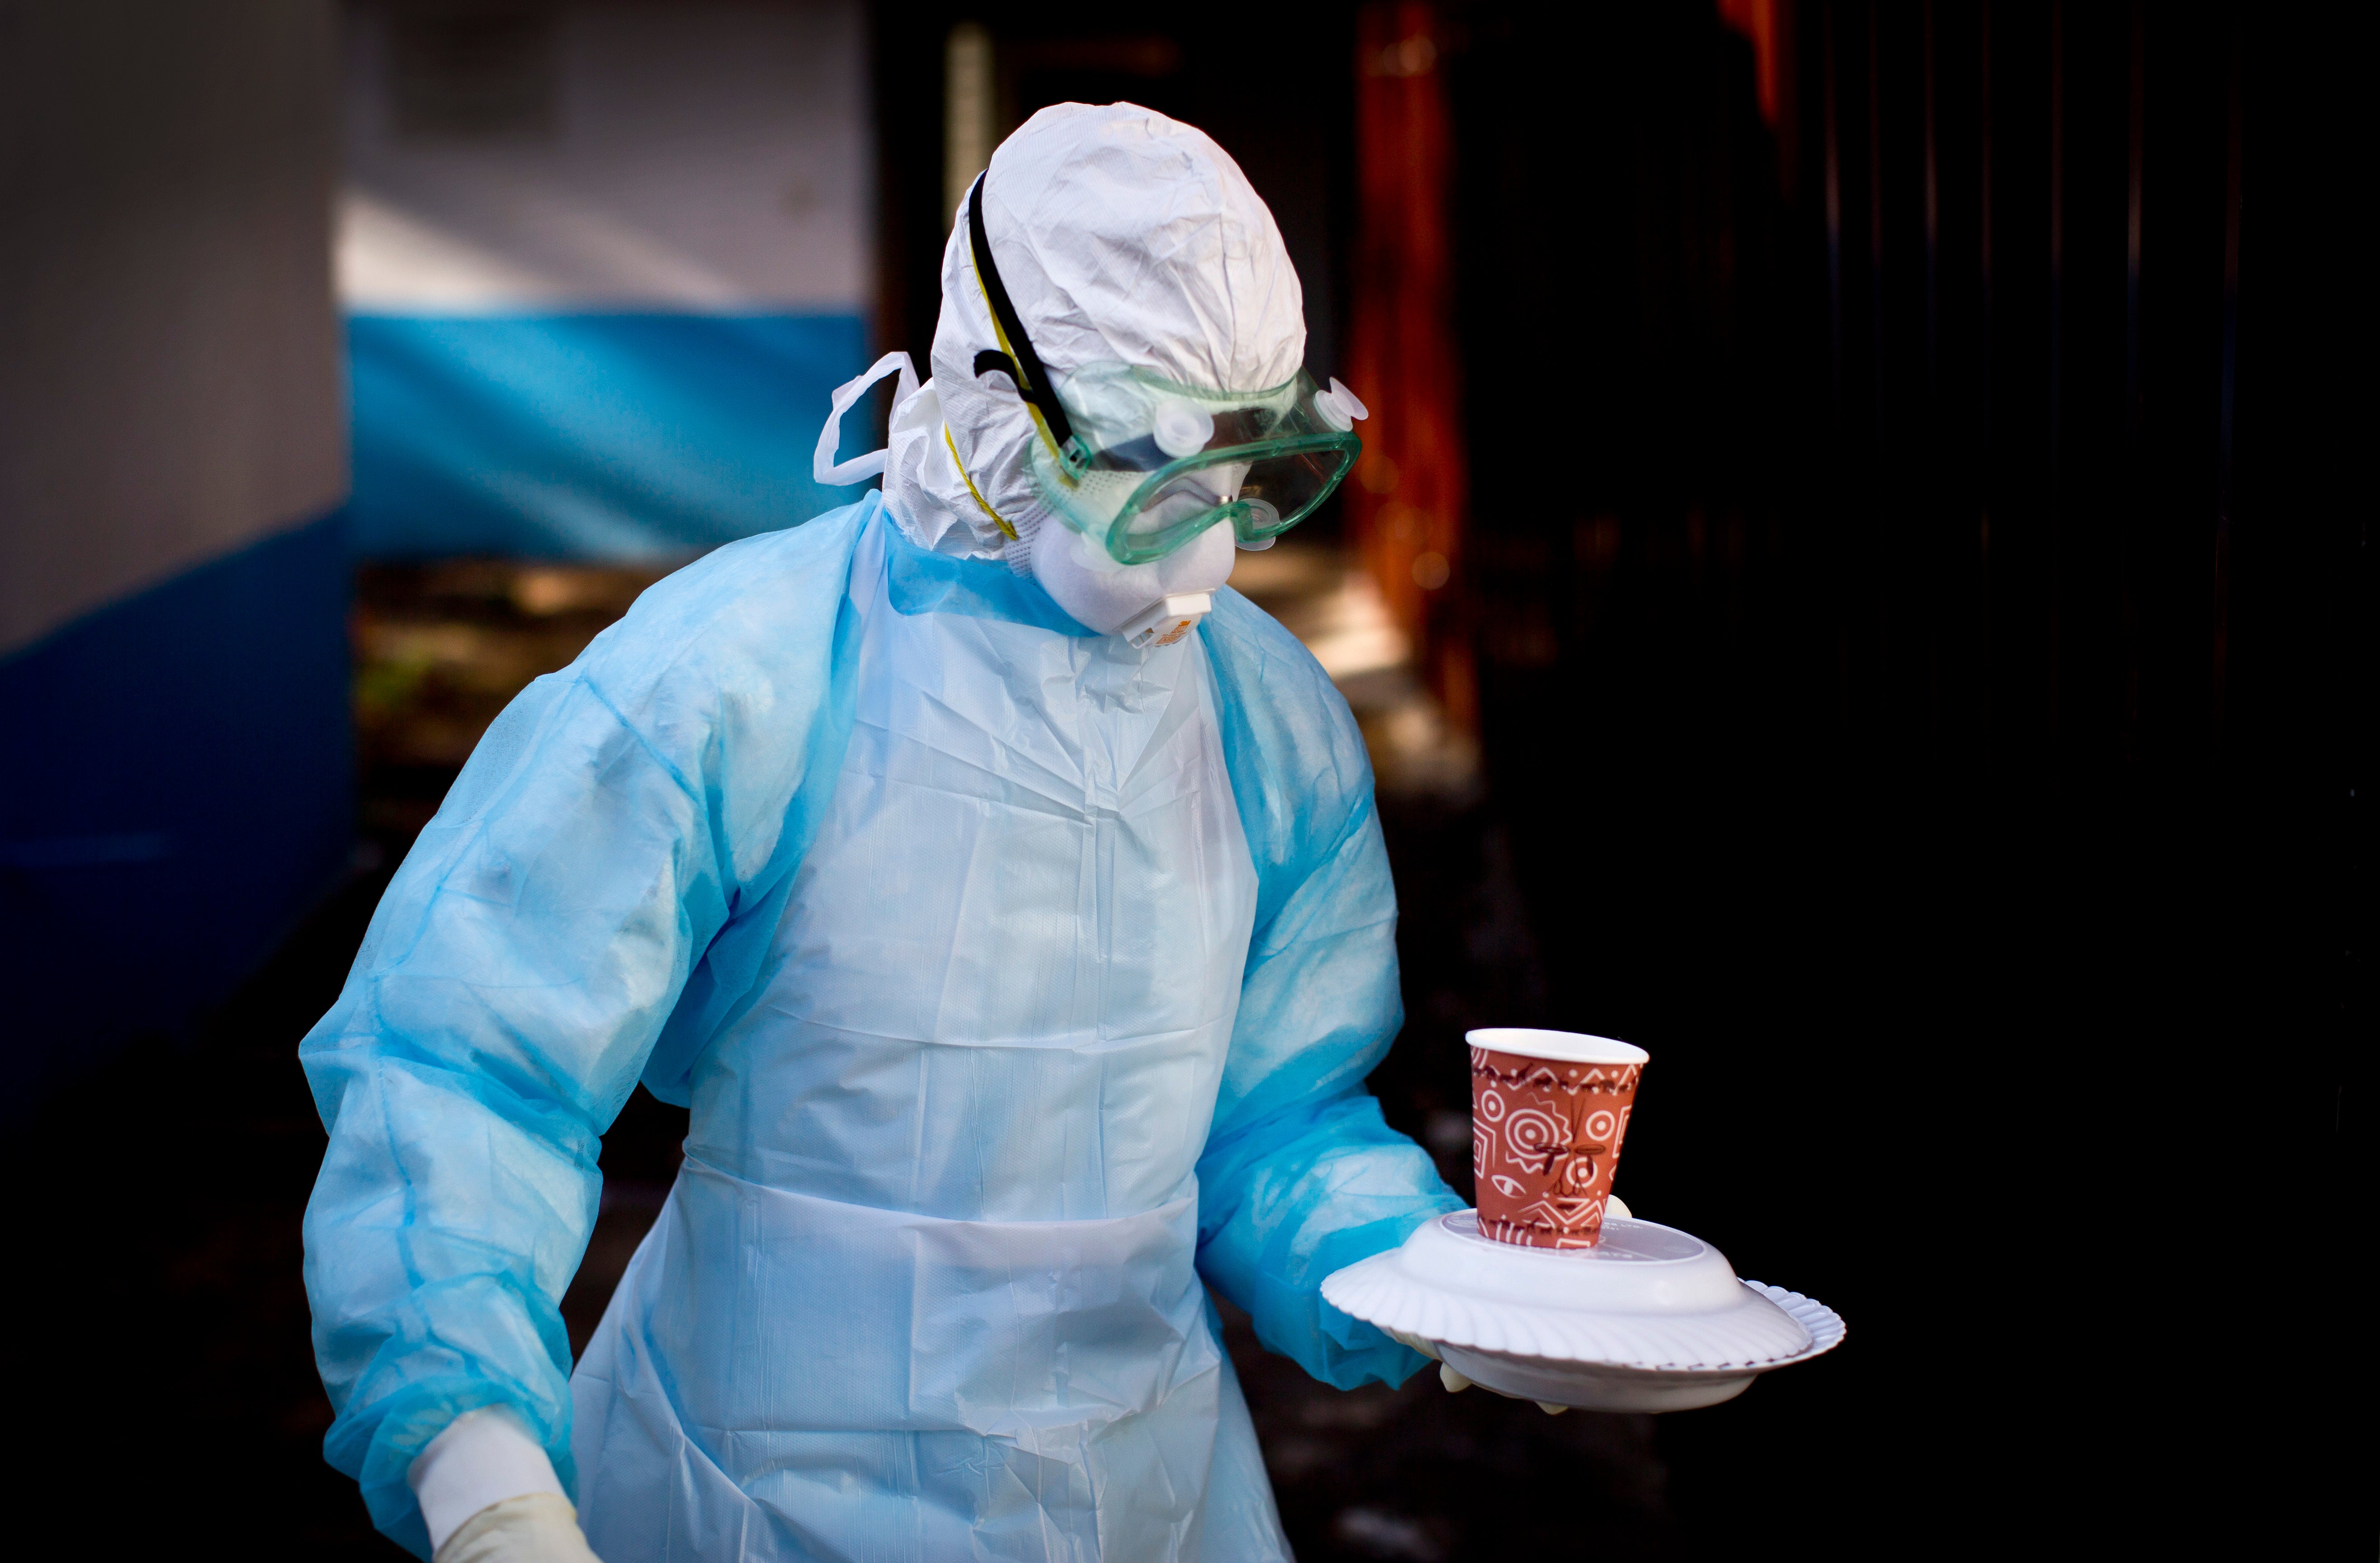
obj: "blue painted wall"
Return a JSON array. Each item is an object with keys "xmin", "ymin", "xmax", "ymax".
[
  {"xmin": 0, "ymin": 511, "xmax": 353, "ymax": 1106},
  {"xmin": 347, "ymin": 312, "xmax": 871, "ymax": 559}
]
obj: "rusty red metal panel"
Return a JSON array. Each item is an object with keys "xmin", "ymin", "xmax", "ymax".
[{"xmin": 1351, "ymin": 1, "xmax": 1476, "ymax": 732}]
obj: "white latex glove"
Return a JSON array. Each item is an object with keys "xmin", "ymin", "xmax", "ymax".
[
  {"xmin": 1403, "ymin": 1196, "xmax": 1635, "ymax": 1415},
  {"xmin": 434, "ymin": 1493, "xmax": 605, "ymax": 1563},
  {"xmin": 410, "ymin": 1406, "xmax": 595, "ymax": 1560}
]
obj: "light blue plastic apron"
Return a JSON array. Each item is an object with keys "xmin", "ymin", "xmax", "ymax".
[{"xmin": 570, "ymin": 516, "xmax": 1285, "ymax": 1560}]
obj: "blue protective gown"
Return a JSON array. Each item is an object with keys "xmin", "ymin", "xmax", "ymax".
[{"xmin": 301, "ymin": 496, "xmax": 1461, "ymax": 1560}]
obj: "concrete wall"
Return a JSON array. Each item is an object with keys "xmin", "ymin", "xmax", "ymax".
[
  {"xmin": 337, "ymin": 0, "xmax": 876, "ymax": 558},
  {"xmin": 0, "ymin": 0, "xmax": 346, "ymax": 657},
  {"xmin": 339, "ymin": 0, "xmax": 871, "ymax": 312},
  {"xmin": 0, "ymin": 0, "xmax": 350, "ymax": 1103}
]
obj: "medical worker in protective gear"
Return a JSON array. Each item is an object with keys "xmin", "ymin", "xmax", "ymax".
[{"xmin": 301, "ymin": 102, "xmax": 1464, "ymax": 1563}]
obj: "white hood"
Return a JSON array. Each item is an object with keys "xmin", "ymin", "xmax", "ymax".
[{"xmin": 880, "ymin": 100, "xmax": 1308, "ymax": 613}]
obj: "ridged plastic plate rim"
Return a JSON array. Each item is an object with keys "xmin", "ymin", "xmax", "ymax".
[{"xmin": 1321, "ymin": 1214, "xmax": 1847, "ymax": 1375}]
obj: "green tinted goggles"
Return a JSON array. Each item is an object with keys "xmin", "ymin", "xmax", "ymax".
[
  {"xmin": 963, "ymin": 173, "xmax": 1367, "ymax": 565},
  {"xmin": 1023, "ymin": 366, "xmax": 1367, "ymax": 565}
]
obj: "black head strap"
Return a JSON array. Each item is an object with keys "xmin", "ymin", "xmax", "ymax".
[{"xmin": 966, "ymin": 173, "xmax": 1085, "ymax": 471}]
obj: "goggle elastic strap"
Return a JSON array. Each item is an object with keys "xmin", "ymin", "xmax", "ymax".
[{"xmin": 966, "ymin": 174, "xmax": 1090, "ymax": 476}]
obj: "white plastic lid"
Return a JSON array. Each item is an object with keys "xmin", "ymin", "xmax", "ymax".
[{"xmin": 1466, "ymin": 1028, "xmax": 1647, "ymax": 1065}]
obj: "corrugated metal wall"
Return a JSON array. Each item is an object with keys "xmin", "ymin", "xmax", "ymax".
[{"xmin": 1446, "ymin": 4, "xmax": 2358, "ymax": 1553}]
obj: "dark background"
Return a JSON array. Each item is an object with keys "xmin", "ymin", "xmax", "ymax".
[{"xmin": 8, "ymin": 2, "xmax": 2364, "ymax": 1558}]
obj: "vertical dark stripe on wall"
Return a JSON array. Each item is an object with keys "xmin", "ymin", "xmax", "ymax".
[
  {"xmin": 1922, "ymin": 0, "xmax": 1940, "ymax": 391},
  {"xmin": 2212, "ymin": 18, "xmax": 2243, "ymax": 744},
  {"xmin": 1977, "ymin": 0, "xmax": 1995, "ymax": 736},
  {"xmin": 1922, "ymin": 0, "xmax": 1942, "ymax": 728},
  {"xmin": 1821, "ymin": 0, "xmax": 1845, "ymax": 423},
  {"xmin": 2123, "ymin": 2, "xmax": 2146, "ymax": 433},
  {"xmin": 1863, "ymin": 2, "xmax": 1887, "ymax": 707},
  {"xmin": 1819, "ymin": 0, "xmax": 1848, "ymax": 726},
  {"xmin": 1864, "ymin": 0, "xmax": 1885, "ymax": 472},
  {"xmin": 2121, "ymin": 0, "xmax": 2147, "ymax": 751},
  {"xmin": 2046, "ymin": 0, "xmax": 2065, "ymax": 736}
]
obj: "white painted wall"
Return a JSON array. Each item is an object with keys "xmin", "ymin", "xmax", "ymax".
[
  {"xmin": 0, "ymin": 0, "xmax": 347, "ymax": 656},
  {"xmin": 338, "ymin": 0, "xmax": 871, "ymax": 313}
]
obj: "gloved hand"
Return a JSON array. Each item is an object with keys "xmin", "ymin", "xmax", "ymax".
[
  {"xmin": 433, "ymin": 1493, "xmax": 605, "ymax": 1563},
  {"xmin": 410, "ymin": 1406, "xmax": 592, "ymax": 1560},
  {"xmin": 1397, "ymin": 1195, "xmax": 1636, "ymax": 1415}
]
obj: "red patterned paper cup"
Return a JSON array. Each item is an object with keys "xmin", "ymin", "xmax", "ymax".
[{"xmin": 1468, "ymin": 1029, "xmax": 1649, "ymax": 1249}]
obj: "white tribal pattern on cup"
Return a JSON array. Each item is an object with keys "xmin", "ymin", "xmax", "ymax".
[{"xmin": 1470, "ymin": 1047, "xmax": 1642, "ymax": 1249}]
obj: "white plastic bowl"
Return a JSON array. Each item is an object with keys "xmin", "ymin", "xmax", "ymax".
[{"xmin": 1322, "ymin": 1211, "xmax": 1846, "ymax": 1413}]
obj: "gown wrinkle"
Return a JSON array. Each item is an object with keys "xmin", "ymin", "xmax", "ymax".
[
  {"xmin": 570, "ymin": 514, "xmax": 1277, "ymax": 1561},
  {"xmin": 304, "ymin": 501, "xmax": 1451, "ymax": 1563}
]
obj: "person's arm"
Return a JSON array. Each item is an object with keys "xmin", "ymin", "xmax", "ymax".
[
  {"xmin": 300, "ymin": 507, "xmax": 870, "ymax": 1558},
  {"xmin": 300, "ymin": 665, "xmax": 731, "ymax": 1553},
  {"xmin": 407, "ymin": 1407, "xmax": 567, "ymax": 1553},
  {"xmin": 1191, "ymin": 592, "xmax": 1464, "ymax": 1390}
]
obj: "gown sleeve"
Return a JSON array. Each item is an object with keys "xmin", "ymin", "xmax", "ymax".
[
  {"xmin": 298, "ymin": 502, "xmax": 871, "ymax": 1558},
  {"xmin": 1191, "ymin": 588, "xmax": 1466, "ymax": 1392}
]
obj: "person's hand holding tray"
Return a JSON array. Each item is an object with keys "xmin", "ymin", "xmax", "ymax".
[{"xmin": 1323, "ymin": 1029, "xmax": 1847, "ymax": 1412}]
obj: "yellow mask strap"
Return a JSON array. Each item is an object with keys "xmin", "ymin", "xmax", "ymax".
[{"xmin": 944, "ymin": 424, "xmax": 1019, "ymax": 541}]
